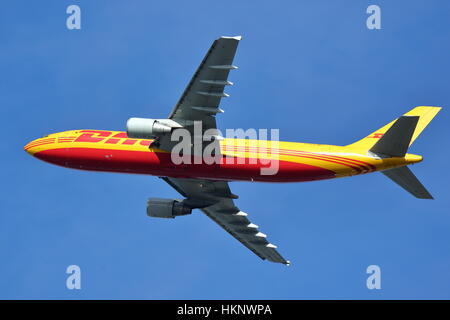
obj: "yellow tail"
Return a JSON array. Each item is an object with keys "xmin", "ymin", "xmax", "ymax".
[{"xmin": 347, "ymin": 106, "xmax": 442, "ymax": 150}]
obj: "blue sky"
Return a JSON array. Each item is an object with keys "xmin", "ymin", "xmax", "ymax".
[{"xmin": 1, "ymin": 0, "xmax": 449, "ymax": 299}]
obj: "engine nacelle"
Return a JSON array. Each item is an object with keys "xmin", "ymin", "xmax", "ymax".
[
  {"xmin": 147, "ymin": 198, "xmax": 192, "ymax": 218},
  {"xmin": 126, "ymin": 118, "xmax": 172, "ymax": 139}
]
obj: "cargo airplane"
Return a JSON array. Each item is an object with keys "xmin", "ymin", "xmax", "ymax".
[{"xmin": 24, "ymin": 36, "xmax": 441, "ymax": 265}]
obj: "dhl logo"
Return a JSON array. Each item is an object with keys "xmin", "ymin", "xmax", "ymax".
[
  {"xmin": 73, "ymin": 130, "xmax": 152, "ymax": 146},
  {"xmin": 24, "ymin": 130, "xmax": 154, "ymax": 152}
]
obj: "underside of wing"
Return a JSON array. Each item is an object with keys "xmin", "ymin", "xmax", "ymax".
[
  {"xmin": 201, "ymin": 202, "xmax": 290, "ymax": 264},
  {"xmin": 147, "ymin": 36, "xmax": 241, "ymax": 154},
  {"xmin": 168, "ymin": 36, "xmax": 241, "ymax": 127},
  {"xmin": 161, "ymin": 177, "xmax": 290, "ymax": 265}
]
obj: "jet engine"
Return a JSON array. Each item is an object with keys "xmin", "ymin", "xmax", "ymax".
[
  {"xmin": 147, "ymin": 198, "xmax": 192, "ymax": 218},
  {"xmin": 126, "ymin": 118, "xmax": 173, "ymax": 139}
]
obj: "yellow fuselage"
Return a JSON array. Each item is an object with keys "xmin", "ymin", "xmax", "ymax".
[{"xmin": 24, "ymin": 129, "xmax": 422, "ymax": 183}]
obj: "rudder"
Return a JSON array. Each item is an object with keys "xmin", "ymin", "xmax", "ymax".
[{"xmin": 369, "ymin": 116, "xmax": 419, "ymax": 157}]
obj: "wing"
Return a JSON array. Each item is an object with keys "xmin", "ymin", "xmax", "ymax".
[
  {"xmin": 168, "ymin": 36, "xmax": 241, "ymax": 129},
  {"xmin": 153, "ymin": 36, "xmax": 241, "ymax": 154},
  {"xmin": 161, "ymin": 177, "xmax": 290, "ymax": 265}
]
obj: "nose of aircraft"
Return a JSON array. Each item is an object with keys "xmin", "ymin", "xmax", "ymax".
[{"xmin": 24, "ymin": 136, "xmax": 57, "ymax": 156}]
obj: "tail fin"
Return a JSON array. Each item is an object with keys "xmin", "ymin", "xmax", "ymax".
[
  {"xmin": 370, "ymin": 114, "xmax": 434, "ymax": 198},
  {"xmin": 369, "ymin": 116, "xmax": 419, "ymax": 157},
  {"xmin": 347, "ymin": 106, "xmax": 441, "ymax": 150},
  {"xmin": 381, "ymin": 166, "xmax": 433, "ymax": 199},
  {"xmin": 348, "ymin": 106, "xmax": 441, "ymax": 199}
]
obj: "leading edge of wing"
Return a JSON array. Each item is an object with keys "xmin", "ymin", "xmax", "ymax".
[
  {"xmin": 160, "ymin": 177, "xmax": 290, "ymax": 265},
  {"xmin": 201, "ymin": 205, "xmax": 290, "ymax": 265},
  {"xmin": 168, "ymin": 35, "xmax": 242, "ymax": 120}
]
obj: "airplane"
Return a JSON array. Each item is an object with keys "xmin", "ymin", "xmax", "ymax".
[{"xmin": 24, "ymin": 36, "xmax": 441, "ymax": 265}]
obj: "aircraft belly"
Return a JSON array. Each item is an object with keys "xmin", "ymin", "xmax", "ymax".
[{"xmin": 33, "ymin": 147, "xmax": 337, "ymax": 182}]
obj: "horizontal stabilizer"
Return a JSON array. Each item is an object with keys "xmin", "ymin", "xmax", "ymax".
[
  {"xmin": 382, "ymin": 166, "xmax": 433, "ymax": 199},
  {"xmin": 370, "ymin": 116, "xmax": 419, "ymax": 157}
]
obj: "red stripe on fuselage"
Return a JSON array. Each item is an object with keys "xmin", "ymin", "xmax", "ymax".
[
  {"xmin": 223, "ymin": 145, "xmax": 373, "ymax": 173},
  {"xmin": 33, "ymin": 147, "xmax": 336, "ymax": 182},
  {"xmin": 25, "ymin": 139, "xmax": 55, "ymax": 147},
  {"xmin": 278, "ymin": 152, "xmax": 364, "ymax": 173},
  {"xmin": 24, "ymin": 141, "xmax": 55, "ymax": 149}
]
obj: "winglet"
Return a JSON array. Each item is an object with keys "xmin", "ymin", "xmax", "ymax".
[{"xmin": 220, "ymin": 35, "xmax": 242, "ymax": 41}]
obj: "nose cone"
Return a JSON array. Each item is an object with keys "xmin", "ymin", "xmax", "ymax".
[
  {"xmin": 24, "ymin": 139, "xmax": 39, "ymax": 156},
  {"xmin": 24, "ymin": 136, "xmax": 57, "ymax": 156}
]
